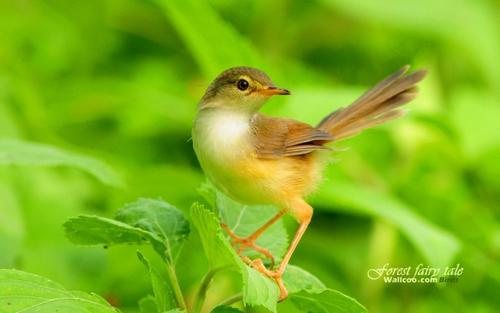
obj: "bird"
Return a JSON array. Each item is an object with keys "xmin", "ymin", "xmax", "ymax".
[{"xmin": 192, "ymin": 65, "xmax": 427, "ymax": 300}]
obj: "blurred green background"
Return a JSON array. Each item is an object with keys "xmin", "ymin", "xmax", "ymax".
[{"xmin": 0, "ymin": 0, "xmax": 499, "ymax": 312}]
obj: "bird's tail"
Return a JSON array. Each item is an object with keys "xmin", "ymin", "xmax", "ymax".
[{"xmin": 317, "ymin": 65, "xmax": 427, "ymax": 141}]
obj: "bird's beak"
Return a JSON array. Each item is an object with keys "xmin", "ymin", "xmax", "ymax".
[{"xmin": 259, "ymin": 86, "xmax": 290, "ymax": 96}]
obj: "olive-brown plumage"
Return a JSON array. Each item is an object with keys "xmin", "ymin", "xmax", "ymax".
[{"xmin": 192, "ymin": 65, "xmax": 427, "ymax": 300}]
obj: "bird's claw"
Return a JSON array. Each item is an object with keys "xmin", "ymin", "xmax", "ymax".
[
  {"xmin": 221, "ymin": 223, "xmax": 276, "ymax": 267},
  {"xmin": 248, "ymin": 258, "xmax": 288, "ymax": 301}
]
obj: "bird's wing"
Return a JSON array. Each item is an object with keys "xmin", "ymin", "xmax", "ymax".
[{"xmin": 252, "ymin": 114, "xmax": 334, "ymax": 159}]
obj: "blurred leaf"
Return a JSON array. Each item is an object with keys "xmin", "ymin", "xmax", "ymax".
[
  {"xmin": 290, "ymin": 289, "xmax": 367, "ymax": 313},
  {"xmin": 157, "ymin": 0, "xmax": 260, "ymax": 77},
  {"xmin": 139, "ymin": 295, "xmax": 157, "ymax": 313},
  {"xmin": 0, "ymin": 181, "xmax": 24, "ymax": 266},
  {"xmin": 0, "ymin": 269, "xmax": 119, "ymax": 313},
  {"xmin": 64, "ymin": 199, "xmax": 190, "ymax": 262},
  {"xmin": 137, "ymin": 251, "xmax": 176, "ymax": 312},
  {"xmin": 0, "ymin": 139, "xmax": 122, "ymax": 187},
  {"xmin": 314, "ymin": 180, "xmax": 461, "ymax": 269},
  {"xmin": 450, "ymin": 88, "xmax": 500, "ymax": 158},
  {"xmin": 211, "ymin": 306, "xmax": 244, "ymax": 313},
  {"xmin": 199, "ymin": 182, "xmax": 288, "ymax": 261},
  {"xmin": 190, "ymin": 202, "xmax": 280, "ymax": 311},
  {"xmin": 320, "ymin": 0, "xmax": 500, "ymax": 88}
]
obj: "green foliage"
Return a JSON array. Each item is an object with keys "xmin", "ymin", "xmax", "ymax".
[
  {"xmin": 137, "ymin": 252, "xmax": 177, "ymax": 312},
  {"xmin": 211, "ymin": 306, "xmax": 244, "ymax": 313},
  {"xmin": 0, "ymin": 269, "xmax": 119, "ymax": 313},
  {"xmin": 199, "ymin": 182, "xmax": 288, "ymax": 261},
  {"xmin": 290, "ymin": 289, "xmax": 367, "ymax": 313},
  {"xmin": 157, "ymin": 0, "xmax": 260, "ymax": 77},
  {"xmin": 190, "ymin": 203, "xmax": 280, "ymax": 311},
  {"xmin": 314, "ymin": 180, "xmax": 460, "ymax": 269},
  {"xmin": 0, "ymin": 139, "xmax": 122, "ymax": 187},
  {"xmin": 0, "ymin": 0, "xmax": 499, "ymax": 312},
  {"xmin": 64, "ymin": 198, "xmax": 190, "ymax": 262},
  {"xmin": 191, "ymin": 202, "xmax": 363, "ymax": 313}
]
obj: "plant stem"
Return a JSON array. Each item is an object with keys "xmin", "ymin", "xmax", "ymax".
[
  {"xmin": 218, "ymin": 293, "xmax": 243, "ymax": 307},
  {"xmin": 193, "ymin": 266, "xmax": 229, "ymax": 313},
  {"xmin": 166, "ymin": 262, "xmax": 187, "ymax": 310}
]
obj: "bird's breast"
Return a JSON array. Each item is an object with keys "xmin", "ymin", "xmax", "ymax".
[{"xmin": 192, "ymin": 110, "xmax": 258, "ymax": 191}]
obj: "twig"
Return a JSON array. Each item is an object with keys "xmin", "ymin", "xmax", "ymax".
[{"xmin": 166, "ymin": 262, "xmax": 187, "ymax": 310}]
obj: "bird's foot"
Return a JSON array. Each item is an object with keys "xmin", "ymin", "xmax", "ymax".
[
  {"xmin": 221, "ymin": 223, "xmax": 275, "ymax": 267},
  {"xmin": 248, "ymin": 258, "xmax": 288, "ymax": 301}
]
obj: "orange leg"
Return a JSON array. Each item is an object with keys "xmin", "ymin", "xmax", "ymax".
[
  {"xmin": 221, "ymin": 210, "xmax": 285, "ymax": 266},
  {"xmin": 249, "ymin": 200, "xmax": 312, "ymax": 301}
]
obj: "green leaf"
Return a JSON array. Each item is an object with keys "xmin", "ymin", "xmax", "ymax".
[
  {"xmin": 0, "ymin": 139, "xmax": 122, "ymax": 187},
  {"xmin": 314, "ymin": 180, "xmax": 461, "ymax": 269},
  {"xmin": 156, "ymin": 0, "xmax": 260, "ymax": 78},
  {"xmin": 64, "ymin": 198, "xmax": 190, "ymax": 262},
  {"xmin": 116, "ymin": 198, "xmax": 190, "ymax": 256},
  {"xmin": 190, "ymin": 203, "xmax": 280, "ymax": 312},
  {"xmin": 282, "ymin": 265, "xmax": 326, "ymax": 295},
  {"xmin": 0, "ymin": 269, "xmax": 119, "ymax": 313},
  {"xmin": 211, "ymin": 305, "xmax": 244, "ymax": 313},
  {"xmin": 290, "ymin": 289, "xmax": 367, "ymax": 313},
  {"xmin": 199, "ymin": 182, "xmax": 288, "ymax": 261},
  {"xmin": 64, "ymin": 215, "xmax": 152, "ymax": 246},
  {"xmin": 137, "ymin": 251, "xmax": 176, "ymax": 312},
  {"xmin": 139, "ymin": 295, "xmax": 158, "ymax": 313}
]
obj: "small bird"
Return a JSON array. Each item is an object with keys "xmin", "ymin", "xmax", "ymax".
[{"xmin": 192, "ymin": 65, "xmax": 426, "ymax": 300}]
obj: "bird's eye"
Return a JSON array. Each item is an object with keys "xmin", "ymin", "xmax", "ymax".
[{"xmin": 237, "ymin": 79, "xmax": 249, "ymax": 91}]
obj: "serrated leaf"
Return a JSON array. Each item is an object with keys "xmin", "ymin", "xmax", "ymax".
[
  {"xmin": 190, "ymin": 203, "xmax": 280, "ymax": 312},
  {"xmin": 290, "ymin": 289, "xmax": 367, "ymax": 313},
  {"xmin": 211, "ymin": 305, "xmax": 244, "ymax": 313},
  {"xmin": 199, "ymin": 182, "xmax": 288, "ymax": 262},
  {"xmin": 64, "ymin": 199, "xmax": 190, "ymax": 262},
  {"xmin": 191, "ymin": 203, "xmax": 342, "ymax": 312},
  {"xmin": 314, "ymin": 180, "xmax": 461, "ymax": 269},
  {"xmin": 139, "ymin": 295, "xmax": 157, "ymax": 313},
  {"xmin": 0, "ymin": 269, "xmax": 119, "ymax": 313},
  {"xmin": 116, "ymin": 198, "xmax": 190, "ymax": 257},
  {"xmin": 137, "ymin": 252, "xmax": 177, "ymax": 312},
  {"xmin": 0, "ymin": 139, "xmax": 122, "ymax": 187},
  {"xmin": 64, "ymin": 215, "xmax": 153, "ymax": 246}
]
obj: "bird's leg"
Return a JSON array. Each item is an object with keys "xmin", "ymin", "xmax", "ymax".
[
  {"xmin": 249, "ymin": 200, "xmax": 312, "ymax": 301},
  {"xmin": 221, "ymin": 210, "xmax": 285, "ymax": 266}
]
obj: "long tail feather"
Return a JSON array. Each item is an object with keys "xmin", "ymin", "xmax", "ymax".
[{"xmin": 317, "ymin": 65, "xmax": 427, "ymax": 141}]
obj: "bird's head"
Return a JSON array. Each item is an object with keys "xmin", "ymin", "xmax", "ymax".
[{"xmin": 199, "ymin": 67, "xmax": 290, "ymax": 113}]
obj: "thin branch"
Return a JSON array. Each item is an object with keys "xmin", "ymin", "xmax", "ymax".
[{"xmin": 165, "ymin": 262, "xmax": 187, "ymax": 310}]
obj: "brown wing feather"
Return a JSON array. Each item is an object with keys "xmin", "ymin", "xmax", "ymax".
[
  {"xmin": 252, "ymin": 114, "xmax": 333, "ymax": 159},
  {"xmin": 252, "ymin": 66, "xmax": 426, "ymax": 159}
]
